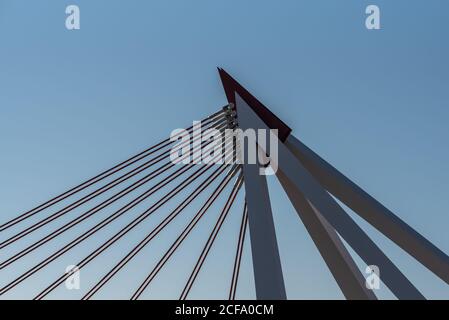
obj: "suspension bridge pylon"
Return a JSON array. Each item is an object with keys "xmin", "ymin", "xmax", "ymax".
[
  {"xmin": 218, "ymin": 67, "xmax": 449, "ymax": 300},
  {"xmin": 0, "ymin": 69, "xmax": 448, "ymax": 300}
]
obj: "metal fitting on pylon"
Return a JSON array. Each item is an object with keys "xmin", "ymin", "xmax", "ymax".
[{"xmin": 223, "ymin": 103, "xmax": 238, "ymax": 129}]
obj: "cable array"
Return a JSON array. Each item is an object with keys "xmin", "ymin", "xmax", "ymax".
[{"xmin": 0, "ymin": 107, "xmax": 248, "ymax": 300}]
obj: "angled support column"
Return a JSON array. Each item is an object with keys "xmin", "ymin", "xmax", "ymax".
[
  {"xmin": 277, "ymin": 169, "xmax": 376, "ymax": 300},
  {"xmin": 285, "ymin": 135, "xmax": 449, "ymax": 285},
  {"xmin": 236, "ymin": 95, "xmax": 287, "ymax": 300},
  {"xmin": 236, "ymin": 94, "xmax": 424, "ymax": 300},
  {"xmin": 242, "ymin": 160, "xmax": 287, "ymax": 300}
]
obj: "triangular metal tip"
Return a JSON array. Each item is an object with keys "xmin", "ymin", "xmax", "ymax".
[{"xmin": 217, "ymin": 68, "xmax": 292, "ymax": 142}]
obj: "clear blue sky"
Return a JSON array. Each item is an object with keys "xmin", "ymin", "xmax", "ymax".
[{"xmin": 0, "ymin": 0, "xmax": 448, "ymax": 299}]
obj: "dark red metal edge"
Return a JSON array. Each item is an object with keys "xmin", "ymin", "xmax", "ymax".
[{"xmin": 217, "ymin": 68, "xmax": 292, "ymax": 142}]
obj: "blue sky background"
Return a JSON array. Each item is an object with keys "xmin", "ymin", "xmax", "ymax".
[{"xmin": 0, "ymin": 0, "xmax": 448, "ymax": 299}]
